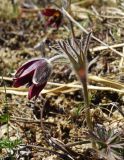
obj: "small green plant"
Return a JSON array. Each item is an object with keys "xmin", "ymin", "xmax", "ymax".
[
  {"xmin": 0, "ymin": 139, "xmax": 22, "ymax": 150},
  {"xmin": 89, "ymin": 125, "xmax": 124, "ymax": 160},
  {"xmin": 74, "ymin": 102, "xmax": 85, "ymax": 116},
  {"xmin": 0, "ymin": 114, "xmax": 10, "ymax": 123}
]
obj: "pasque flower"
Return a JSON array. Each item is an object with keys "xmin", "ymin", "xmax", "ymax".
[
  {"xmin": 13, "ymin": 58, "xmax": 52, "ymax": 99},
  {"xmin": 53, "ymin": 34, "xmax": 93, "ymax": 132},
  {"xmin": 42, "ymin": 8, "xmax": 63, "ymax": 28}
]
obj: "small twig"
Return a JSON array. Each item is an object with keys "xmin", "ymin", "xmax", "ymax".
[
  {"xmin": 66, "ymin": 140, "xmax": 90, "ymax": 147},
  {"xmin": 109, "ymin": 118, "xmax": 124, "ymax": 125},
  {"xmin": 40, "ymin": 102, "xmax": 45, "ymax": 132},
  {"xmin": 25, "ymin": 144, "xmax": 66, "ymax": 156},
  {"xmin": 90, "ymin": 43, "xmax": 124, "ymax": 52},
  {"xmin": 88, "ymin": 55, "xmax": 99, "ymax": 69},
  {"xmin": 10, "ymin": 117, "xmax": 56, "ymax": 125},
  {"xmin": 119, "ymin": 47, "xmax": 124, "ymax": 69},
  {"xmin": 91, "ymin": 5, "xmax": 103, "ymax": 21},
  {"xmin": 101, "ymin": 15, "xmax": 124, "ymax": 19}
]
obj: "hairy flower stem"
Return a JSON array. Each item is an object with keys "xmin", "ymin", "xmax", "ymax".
[
  {"xmin": 49, "ymin": 54, "xmax": 66, "ymax": 62},
  {"xmin": 81, "ymin": 79, "xmax": 96, "ymax": 148},
  {"xmin": 82, "ymin": 81, "xmax": 92, "ymax": 129}
]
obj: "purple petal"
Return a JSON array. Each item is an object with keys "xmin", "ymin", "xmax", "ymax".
[
  {"xmin": 28, "ymin": 83, "xmax": 46, "ymax": 99},
  {"xmin": 42, "ymin": 8, "xmax": 57, "ymax": 16},
  {"xmin": 32, "ymin": 60, "xmax": 52, "ymax": 85},
  {"xmin": 13, "ymin": 71, "xmax": 33, "ymax": 87},
  {"xmin": 13, "ymin": 58, "xmax": 50, "ymax": 90},
  {"xmin": 15, "ymin": 59, "xmax": 40, "ymax": 78},
  {"xmin": 15, "ymin": 58, "xmax": 47, "ymax": 79}
]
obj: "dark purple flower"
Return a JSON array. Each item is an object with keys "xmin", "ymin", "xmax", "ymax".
[
  {"xmin": 42, "ymin": 8, "xmax": 63, "ymax": 28},
  {"xmin": 13, "ymin": 58, "xmax": 52, "ymax": 100}
]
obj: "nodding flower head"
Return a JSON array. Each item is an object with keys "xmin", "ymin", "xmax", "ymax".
[
  {"xmin": 53, "ymin": 34, "xmax": 91, "ymax": 82},
  {"xmin": 42, "ymin": 8, "xmax": 63, "ymax": 29},
  {"xmin": 13, "ymin": 58, "xmax": 52, "ymax": 100}
]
